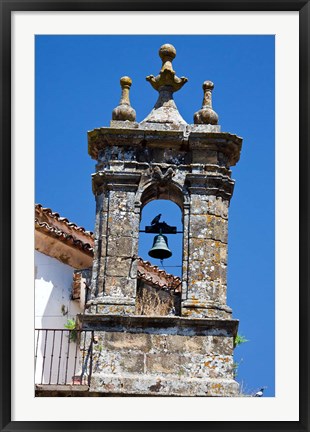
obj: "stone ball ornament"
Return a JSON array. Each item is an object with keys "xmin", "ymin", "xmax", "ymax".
[
  {"xmin": 119, "ymin": 75, "xmax": 133, "ymax": 88},
  {"xmin": 202, "ymin": 80, "xmax": 215, "ymax": 91},
  {"xmin": 158, "ymin": 43, "xmax": 177, "ymax": 62}
]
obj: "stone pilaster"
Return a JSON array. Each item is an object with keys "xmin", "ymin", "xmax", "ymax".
[
  {"xmin": 88, "ymin": 171, "xmax": 141, "ymax": 315},
  {"xmin": 181, "ymin": 168, "xmax": 235, "ymax": 318}
]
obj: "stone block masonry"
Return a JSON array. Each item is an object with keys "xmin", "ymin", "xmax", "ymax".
[{"xmin": 79, "ymin": 315, "xmax": 239, "ymax": 396}]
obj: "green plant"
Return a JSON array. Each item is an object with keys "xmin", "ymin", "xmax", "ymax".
[
  {"xmin": 64, "ymin": 318, "xmax": 75, "ymax": 330},
  {"xmin": 234, "ymin": 334, "xmax": 249, "ymax": 347},
  {"xmin": 232, "ymin": 358, "xmax": 244, "ymax": 379},
  {"xmin": 94, "ymin": 343, "xmax": 103, "ymax": 353},
  {"xmin": 64, "ymin": 318, "xmax": 77, "ymax": 342},
  {"xmin": 232, "ymin": 361, "xmax": 239, "ymax": 379},
  {"xmin": 178, "ymin": 368, "xmax": 185, "ymax": 377},
  {"xmin": 233, "ymin": 335, "xmax": 249, "ymax": 390}
]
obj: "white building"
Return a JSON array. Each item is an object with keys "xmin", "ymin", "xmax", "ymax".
[{"xmin": 35, "ymin": 204, "xmax": 93, "ymax": 387}]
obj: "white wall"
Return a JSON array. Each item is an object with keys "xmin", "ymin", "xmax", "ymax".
[
  {"xmin": 35, "ymin": 250, "xmax": 82, "ymax": 329},
  {"xmin": 35, "ymin": 251, "xmax": 84, "ymax": 384}
]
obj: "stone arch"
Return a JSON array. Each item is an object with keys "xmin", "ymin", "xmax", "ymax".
[
  {"xmin": 137, "ymin": 178, "xmax": 185, "ymax": 294},
  {"xmin": 138, "ymin": 179, "xmax": 185, "ymax": 213}
]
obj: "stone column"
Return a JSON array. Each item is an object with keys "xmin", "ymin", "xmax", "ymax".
[
  {"xmin": 88, "ymin": 171, "xmax": 141, "ymax": 315},
  {"xmin": 181, "ymin": 170, "xmax": 234, "ymax": 319}
]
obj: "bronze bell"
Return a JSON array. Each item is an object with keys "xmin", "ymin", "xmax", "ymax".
[{"xmin": 148, "ymin": 234, "xmax": 172, "ymax": 260}]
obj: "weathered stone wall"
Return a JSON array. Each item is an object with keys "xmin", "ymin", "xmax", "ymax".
[
  {"xmin": 79, "ymin": 315, "xmax": 239, "ymax": 396},
  {"xmin": 135, "ymin": 282, "xmax": 180, "ymax": 316}
]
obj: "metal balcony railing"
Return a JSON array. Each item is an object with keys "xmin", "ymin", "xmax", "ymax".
[{"xmin": 35, "ymin": 329, "xmax": 94, "ymax": 386}]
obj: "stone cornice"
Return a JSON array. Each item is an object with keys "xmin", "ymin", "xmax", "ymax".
[
  {"xmin": 188, "ymin": 132, "xmax": 242, "ymax": 166},
  {"xmin": 88, "ymin": 126, "xmax": 242, "ymax": 167},
  {"xmin": 78, "ymin": 314, "xmax": 239, "ymax": 338}
]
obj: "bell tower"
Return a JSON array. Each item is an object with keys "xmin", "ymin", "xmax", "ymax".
[{"xmin": 82, "ymin": 44, "xmax": 243, "ymax": 396}]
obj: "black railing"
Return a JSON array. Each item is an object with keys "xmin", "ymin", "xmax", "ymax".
[{"xmin": 35, "ymin": 329, "xmax": 94, "ymax": 386}]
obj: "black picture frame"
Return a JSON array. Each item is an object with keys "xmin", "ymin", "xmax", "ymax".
[{"xmin": 1, "ymin": 1, "xmax": 309, "ymax": 431}]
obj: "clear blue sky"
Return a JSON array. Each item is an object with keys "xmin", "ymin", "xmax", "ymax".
[{"xmin": 36, "ymin": 35, "xmax": 275, "ymax": 396}]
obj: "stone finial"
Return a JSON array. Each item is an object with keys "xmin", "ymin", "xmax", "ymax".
[
  {"xmin": 194, "ymin": 80, "xmax": 219, "ymax": 125},
  {"xmin": 112, "ymin": 76, "xmax": 136, "ymax": 122},
  {"xmin": 141, "ymin": 44, "xmax": 188, "ymax": 127},
  {"xmin": 146, "ymin": 44, "xmax": 188, "ymax": 92}
]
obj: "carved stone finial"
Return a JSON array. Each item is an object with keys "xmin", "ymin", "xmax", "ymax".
[
  {"xmin": 112, "ymin": 76, "xmax": 136, "ymax": 122},
  {"xmin": 194, "ymin": 80, "xmax": 219, "ymax": 125},
  {"xmin": 146, "ymin": 44, "xmax": 188, "ymax": 92},
  {"xmin": 141, "ymin": 44, "xmax": 188, "ymax": 127}
]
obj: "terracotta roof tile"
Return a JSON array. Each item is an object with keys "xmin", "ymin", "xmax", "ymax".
[
  {"xmin": 137, "ymin": 258, "xmax": 181, "ymax": 293},
  {"xmin": 35, "ymin": 204, "xmax": 94, "ymax": 236},
  {"xmin": 35, "ymin": 219, "xmax": 93, "ymax": 255}
]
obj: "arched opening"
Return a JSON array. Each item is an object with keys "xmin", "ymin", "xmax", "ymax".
[
  {"xmin": 139, "ymin": 199, "xmax": 183, "ymax": 276},
  {"xmin": 136, "ymin": 199, "xmax": 183, "ymax": 316}
]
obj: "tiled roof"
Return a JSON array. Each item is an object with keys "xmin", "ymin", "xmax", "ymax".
[
  {"xmin": 35, "ymin": 204, "xmax": 181, "ymax": 291},
  {"xmin": 35, "ymin": 220, "xmax": 94, "ymax": 255},
  {"xmin": 35, "ymin": 204, "xmax": 94, "ymax": 255},
  {"xmin": 35, "ymin": 204, "xmax": 93, "ymax": 236},
  {"xmin": 137, "ymin": 259, "xmax": 181, "ymax": 293}
]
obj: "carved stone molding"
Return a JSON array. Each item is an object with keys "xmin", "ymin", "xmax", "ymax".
[
  {"xmin": 150, "ymin": 165, "xmax": 176, "ymax": 184},
  {"xmin": 185, "ymin": 173, "xmax": 235, "ymax": 201},
  {"xmin": 92, "ymin": 171, "xmax": 141, "ymax": 195}
]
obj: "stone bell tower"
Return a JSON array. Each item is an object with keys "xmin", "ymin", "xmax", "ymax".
[{"xmin": 81, "ymin": 44, "xmax": 243, "ymax": 396}]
